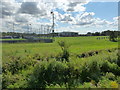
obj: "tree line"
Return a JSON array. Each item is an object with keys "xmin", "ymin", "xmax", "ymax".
[
  {"xmin": 80, "ymin": 30, "xmax": 120, "ymax": 36},
  {"xmin": 1, "ymin": 30, "xmax": 120, "ymax": 38}
]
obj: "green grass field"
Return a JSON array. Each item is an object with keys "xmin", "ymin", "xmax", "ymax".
[
  {"xmin": 2, "ymin": 36, "xmax": 120, "ymax": 88},
  {"xmin": 2, "ymin": 36, "xmax": 117, "ymax": 59}
]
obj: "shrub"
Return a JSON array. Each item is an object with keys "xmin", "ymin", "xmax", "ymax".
[
  {"xmin": 117, "ymin": 52, "xmax": 120, "ymax": 67},
  {"xmin": 98, "ymin": 79, "xmax": 110, "ymax": 88},
  {"xmin": 2, "ymin": 72, "xmax": 22, "ymax": 88},
  {"xmin": 116, "ymin": 76, "xmax": 120, "ymax": 84},
  {"xmin": 58, "ymin": 41, "xmax": 70, "ymax": 62},
  {"xmin": 28, "ymin": 59, "xmax": 68, "ymax": 88},
  {"xmin": 3, "ymin": 56, "xmax": 37, "ymax": 74},
  {"xmin": 105, "ymin": 72, "xmax": 116, "ymax": 80},
  {"xmin": 110, "ymin": 81, "xmax": 118, "ymax": 88},
  {"xmin": 100, "ymin": 60, "xmax": 110, "ymax": 73},
  {"xmin": 80, "ymin": 60, "xmax": 101, "ymax": 83}
]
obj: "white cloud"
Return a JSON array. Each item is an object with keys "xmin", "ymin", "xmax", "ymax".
[
  {"xmin": 1, "ymin": 0, "xmax": 118, "ymax": 33},
  {"xmin": 60, "ymin": 14, "xmax": 73, "ymax": 22},
  {"xmin": 112, "ymin": 16, "xmax": 119, "ymax": 28},
  {"xmin": 0, "ymin": 0, "xmax": 20, "ymax": 18},
  {"xmin": 74, "ymin": 12, "xmax": 95, "ymax": 26},
  {"xmin": 71, "ymin": 12, "xmax": 118, "ymax": 29},
  {"xmin": 92, "ymin": 0, "xmax": 119, "ymax": 2}
]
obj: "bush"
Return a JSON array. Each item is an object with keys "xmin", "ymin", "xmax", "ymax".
[
  {"xmin": 3, "ymin": 56, "xmax": 37, "ymax": 74},
  {"xmin": 2, "ymin": 72, "xmax": 22, "ymax": 88},
  {"xmin": 105, "ymin": 72, "xmax": 116, "ymax": 80},
  {"xmin": 28, "ymin": 59, "xmax": 68, "ymax": 88},
  {"xmin": 80, "ymin": 60, "xmax": 101, "ymax": 83},
  {"xmin": 98, "ymin": 78, "xmax": 118, "ymax": 88},
  {"xmin": 58, "ymin": 41, "xmax": 70, "ymax": 62}
]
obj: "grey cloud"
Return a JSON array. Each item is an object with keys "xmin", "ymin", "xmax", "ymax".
[
  {"xmin": 0, "ymin": 2, "xmax": 15, "ymax": 18},
  {"xmin": 61, "ymin": 15, "xmax": 73, "ymax": 22},
  {"xmin": 18, "ymin": 2, "xmax": 40, "ymax": 14},
  {"xmin": 68, "ymin": 2, "xmax": 81, "ymax": 7},
  {"xmin": 18, "ymin": 2, "xmax": 46, "ymax": 16},
  {"xmin": 66, "ymin": 2, "xmax": 84, "ymax": 12},
  {"xmin": 66, "ymin": 8, "xmax": 74, "ymax": 12},
  {"xmin": 15, "ymin": 14, "xmax": 28, "ymax": 23},
  {"xmin": 75, "ymin": 21, "xmax": 94, "ymax": 26},
  {"xmin": 68, "ymin": 2, "xmax": 78, "ymax": 7}
]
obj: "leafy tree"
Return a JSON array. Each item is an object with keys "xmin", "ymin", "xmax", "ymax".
[{"xmin": 109, "ymin": 32, "xmax": 117, "ymax": 42}]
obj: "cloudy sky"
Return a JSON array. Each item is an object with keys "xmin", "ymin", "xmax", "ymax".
[{"xmin": 0, "ymin": 0, "xmax": 119, "ymax": 34}]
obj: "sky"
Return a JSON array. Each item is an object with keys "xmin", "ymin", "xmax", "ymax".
[{"xmin": 0, "ymin": 0, "xmax": 119, "ymax": 34}]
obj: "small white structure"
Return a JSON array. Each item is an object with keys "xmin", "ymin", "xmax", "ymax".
[{"xmin": 59, "ymin": 32, "xmax": 78, "ymax": 37}]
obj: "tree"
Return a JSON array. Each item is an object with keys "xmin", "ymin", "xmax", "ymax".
[
  {"xmin": 109, "ymin": 32, "xmax": 117, "ymax": 42},
  {"xmin": 94, "ymin": 32, "xmax": 100, "ymax": 36}
]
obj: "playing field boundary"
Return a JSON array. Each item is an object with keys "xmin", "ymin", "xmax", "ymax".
[{"xmin": 0, "ymin": 39, "xmax": 53, "ymax": 43}]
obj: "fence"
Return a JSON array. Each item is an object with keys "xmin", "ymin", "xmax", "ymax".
[{"xmin": 0, "ymin": 39, "xmax": 53, "ymax": 43}]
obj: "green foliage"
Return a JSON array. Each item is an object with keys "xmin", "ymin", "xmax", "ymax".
[
  {"xmin": 117, "ymin": 52, "xmax": 120, "ymax": 67},
  {"xmin": 2, "ymin": 72, "xmax": 22, "ymax": 88},
  {"xmin": 80, "ymin": 61, "xmax": 101, "ymax": 83},
  {"xmin": 116, "ymin": 76, "xmax": 120, "ymax": 84},
  {"xmin": 58, "ymin": 41, "xmax": 70, "ymax": 62},
  {"xmin": 109, "ymin": 32, "xmax": 118, "ymax": 42},
  {"xmin": 98, "ymin": 77, "xmax": 118, "ymax": 88},
  {"xmin": 2, "ymin": 37, "xmax": 119, "ymax": 88},
  {"xmin": 28, "ymin": 59, "xmax": 68, "ymax": 88},
  {"xmin": 105, "ymin": 72, "xmax": 116, "ymax": 81},
  {"xmin": 3, "ymin": 56, "xmax": 37, "ymax": 74}
]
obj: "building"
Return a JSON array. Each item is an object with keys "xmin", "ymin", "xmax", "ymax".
[
  {"xmin": 0, "ymin": 36, "xmax": 12, "ymax": 39},
  {"xmin": 59, "ymin": 32, "xmax": 78, "ymax": 37}
]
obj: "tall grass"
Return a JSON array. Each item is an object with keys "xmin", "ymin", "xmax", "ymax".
[{"xmin": 2, "ymin": 49, "xmax": 120, "ymax": 88}]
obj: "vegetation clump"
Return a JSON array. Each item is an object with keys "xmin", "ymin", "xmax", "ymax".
[{"xmin": 58, "ymin": 41, "xmax": 70, "ymax": 62}]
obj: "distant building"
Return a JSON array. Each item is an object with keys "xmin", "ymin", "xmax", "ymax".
[
  {"xmin": 0, "ymin": 36, "xmax": 12, "ymax": 39},
  {"xmin": 59, "ymin": 32, "xmax": 78, "ymax": 37}
]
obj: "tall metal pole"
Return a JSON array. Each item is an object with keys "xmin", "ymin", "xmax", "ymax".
[
  {"xmin": 51, "ymin": 12, "xmax": 54, "ymax": 33},
  {"xmin": 27, "ymin": 24, "xmax": 29, "ymax": 34},
  {"xmin": 29, "ymin": 24, "xmax": 31, "ymax": 34},
  {"xmin": 44, "ymin": 25, "xmax": 46, "ymax": 38},
  {"xmin": 41, "ymin": 25, "xmax": 43, "ymax": 34},
  {"xmin": 13, "ymin": 22, "xmax": 14, "ymax": 33},
  {"xmin": 51, "ymin": 12, "xmax": 54, "ymax": 40},
  {"xmin": 47, "ymin": 25, "xmax": 50, "ymax": 38},
  {"xmin": 40, "ymin": 25, "xmax": 42, "ymax": 34},
  {"xmin": 12, "ymin": 22, "xmax": 15, "ymax": 38}
]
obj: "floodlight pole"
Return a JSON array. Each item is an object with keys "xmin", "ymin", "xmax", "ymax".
[
  {"xmin": 29, "ymin": 24, "xmax": 31, "ymax": 34},
  {"xmin": 13, "ymin": 22, "xmax": 14, "ymax": 33},
  {"xmin": 27, "ymin": 24, "xmax": 29, "ymax": 34},
  {"xmin": 39, "ymin": 28, "xmax": 40, "ymax": 35},
  {"xmin": 51, "ymin": 11, "xmax": 55, "ymax": 39},
  {"xmin": 41, "ymin": 25, "xmax": 43, "ymax": 34},
  {"xmin": 12, "ymin": 22, "xmax": 15, "ymax": 38}
]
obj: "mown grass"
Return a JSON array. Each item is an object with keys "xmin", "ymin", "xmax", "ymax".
[{"xmin": 2, "ymin": 36, "xmax": 117, "ymax": 59}]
